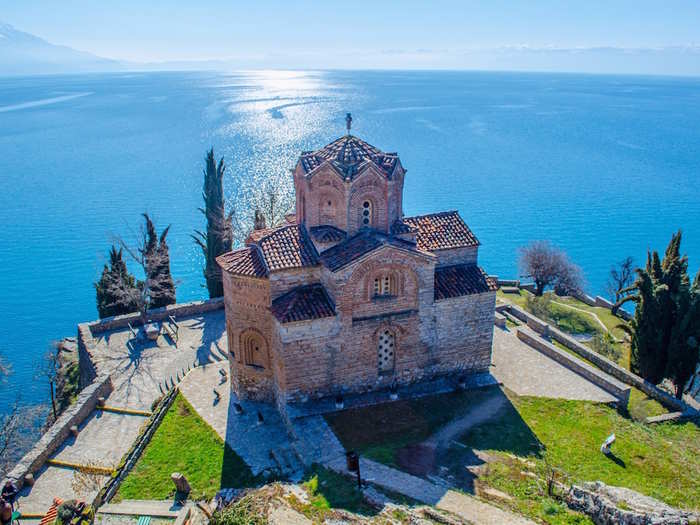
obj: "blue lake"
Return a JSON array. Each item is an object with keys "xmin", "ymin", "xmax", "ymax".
[{"xmin": 1, "ymin": 70, "xmax": 699, "ymax": 409}]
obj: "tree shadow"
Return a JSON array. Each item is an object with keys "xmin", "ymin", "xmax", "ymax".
[
  {"xmin": 431, "ymin": 389, "xmax": 542, "ymax": 494},
  {"xmin": 191, "ymin": 314, "xmax": 226, "ymax": 366}
]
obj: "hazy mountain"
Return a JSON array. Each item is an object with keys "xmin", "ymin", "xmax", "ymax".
[{"xmin": 0, "ymin": 22, "xmax": 122, "ymax": 75}]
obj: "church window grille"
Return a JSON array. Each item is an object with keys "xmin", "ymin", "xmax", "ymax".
[
  {"xmin": 362, "ymin": 200, "xmax": 372, "ymax": 226},
  {"xmin": 378, "ymin": 329, "xmax": 395, "ymax": 373}
]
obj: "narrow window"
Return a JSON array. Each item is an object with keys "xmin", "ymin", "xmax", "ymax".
[
  {"xmin": 378, "ymin": 329, "xmax": 395, "ymax": 374},
  {"xmin": 361, "ymin": 200, "xmax": 372, "ymax": 227},
  {"xmin": 242, "ymin": 331, "xmax": 267, "ymax": 369},
  {"xmin": 373, "ymin": 277, "xmax": 381, "ymax": 296}
]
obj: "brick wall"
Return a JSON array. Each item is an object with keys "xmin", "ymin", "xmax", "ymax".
[{"xmin": 222, "ymin": 271, "xmax": 276, "ymax": 401}]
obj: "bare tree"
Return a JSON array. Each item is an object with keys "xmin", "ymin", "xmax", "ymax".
[
  {"xmin": 228, "ymin": 166, "xmax": 295, "ymax": 246},
  {"xmin": 606, "ymin": 256, "xmax": 634, "ymax": 315},
  {"xmin": 519, "ymin": 241, "xmax": 585, "ymax": 296},
  {"xmin": 35, "ymin": 343, "xmax": 61, "ymax": 421},
  {"xmin": 116, "ymin": 213, "xmax": 176, "ymax": 321},
  {"xmin": 71, "ymin": 460, "xmax": 108, "ymax": 497},
  {"xmin": 1, "ymin": 354, "xmax": 46, "ymax": 478},
  {"xmin": 0, "ymin": 352, "xmax": 10, "ymax": 381}
]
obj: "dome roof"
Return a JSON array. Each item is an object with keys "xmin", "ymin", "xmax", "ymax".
[{"xmin": 299, "ymin": 135, "xmax": 400, "ymax": 179}]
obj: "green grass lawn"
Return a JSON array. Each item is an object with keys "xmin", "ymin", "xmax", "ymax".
[
  {"xmin": 459, "ymin": 392, "xmax": 700, "ymax": 511},
  {"xmin": 117, "ymin": 393, "xmax": 258, "ymax": 501},
  {"xmin": 293, "ymin": 466, "xmax": 377, "ymax": 518},
  {"xmin": 626, "ymin": 387, "xmax": 668, "ymax": 421},
  {"xmin": 324, "ymin": 387, "xmax": 495, "ymax": 468},
  {"xmin": 498, "ymin": 288, "xmax": 632, "ymax": 367}
]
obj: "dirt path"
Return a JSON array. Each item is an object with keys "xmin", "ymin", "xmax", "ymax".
[
  {"xmin": 427, "ymin": 392, "xmax": 507, "ymax": 449},
  {"xmin": 396, "ymin": 390, "xmax": 508, "ymax": 477},
  {"xmin": 549, "ymin": 300, "xmax": 613, "ymax": 337}
]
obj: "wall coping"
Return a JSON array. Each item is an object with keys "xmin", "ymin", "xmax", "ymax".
[
  {"xmin": 516, "ymin": 327, "xmax": 630, "ymax": 405},
  {"xmin": 506, "ymin": 303, "xmax": 695, "ymax": 415},
  {"xmin": 2, "ymin": 374, "xmax": 113, "ymax": 490},
  {"xmin": 87, "ymin": 297, "xmax": 224, "ymax": 335}
]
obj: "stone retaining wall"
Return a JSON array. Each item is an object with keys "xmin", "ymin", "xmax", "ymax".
[
  {"xmin": 506, "ymin": 304, "xmax": 693, "ymax": 414},
  {"xmin": 516, "ymin": 328, "xmax": 631, "ymax": 405},
  {"xmin": 78, "ymin": 298, "xmax": 225, "ymax": 389},
  {"xmin": 88, "ymin": 297, "xmax": 224, "ymax": 335},
  {"xmin": 2, "ymin": 374, "xmax": 113, "ymax": 490}
]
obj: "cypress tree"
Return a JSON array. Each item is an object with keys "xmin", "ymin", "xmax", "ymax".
[
  {"xmin": 618, "ymin": 230, "xmax": 700, "ymax": 397},
  {"xmin": 142, "ymin": 213, "xmax": 176, "ymax": 309},
  {"xmin": 95, "ymin": 246, "xmax": 139, "ymax": 318},
  {"xmin": 193, "ymin": 148, "xmax": 233, "ymax": 298}
]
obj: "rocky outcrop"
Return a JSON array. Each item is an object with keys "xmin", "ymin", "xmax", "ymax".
[{"xmin": 566, "ymin": 481, "xmax": 699, "ymax": 525}]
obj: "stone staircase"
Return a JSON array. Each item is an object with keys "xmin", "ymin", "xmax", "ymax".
[{"xmin": 157, "ymin": 345, "xmax": 229, "ymax": 394}]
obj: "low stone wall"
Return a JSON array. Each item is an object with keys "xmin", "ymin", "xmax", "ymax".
[
  {"xmin": 78, "ymin": 298, "xmax": 225, "ymax": 389},
  {"xmin": 506, "ymin": 304, "xmax": 693, "ymax": 415},
  {"xmin": 2, "ymin": 374, "xmax": 113, "ymax": 490},
  {"xmin": 517, "ymin": 328, "xmax": 631, "ymax": 406},
  {"xmin": 88, "ymin": 297, "xmax": 224, "ymax": 335}
]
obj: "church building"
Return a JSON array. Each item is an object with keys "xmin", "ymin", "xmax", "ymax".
[{"xmin": 217, "ymin": 117, "xmax": 496, "ymax": 412}]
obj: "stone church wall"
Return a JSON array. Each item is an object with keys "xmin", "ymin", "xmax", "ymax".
[
  {"xmin": 433, "ymin": 291, "xmax": 496, "ymax": 374},
  {"xmin": 433, "ymin": 246, "xmax": 478, "ymax": 267},
  {"xmin": 222, "ymin": 271, "xmax": 276, "ymax": 401}
]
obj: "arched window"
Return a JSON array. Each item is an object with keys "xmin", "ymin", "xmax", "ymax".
[
  {"xmin": 361, "ymin": 200, "xmax": 373, "ymax": 227},
  {"xmin": 372, "ymin": 273, "xmax": 398, "ymax": 297},
  {"xmin": 241, "ymin": 330, "xmax": 267, "ymax": 369},
  {"xmin": 378, "ymin": 329, "xmax": 396, "ymax": 374}
]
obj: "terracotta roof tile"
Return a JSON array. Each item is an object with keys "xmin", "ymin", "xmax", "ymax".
[
  {"xmin": 257, "ymin": 224, "xmax": 319, "ymax": 272},
  {"xmin": 320, "ymin": 229, "xmax": 427, "ymax": 272},
  {"xmin": 402, "ymin": 211, "xmax": 479, "ymax": 252},
  {"xmin": 217, "ymin": 247, "xmax": 268, "ymax": 278},
  {"xmin": 300, "ymin": 135, "xmax": 398, "ymax": 179},
  {"xmin": 270, "ymin": 283, "xmax": 336, "ymax": 323},
  {"xmin": 310, "ymin": 225, "xmax": 347, "ymax": 243},
  {"xmin": 434, "ymin": 264, "xmax": 496, "ymax": 300}
]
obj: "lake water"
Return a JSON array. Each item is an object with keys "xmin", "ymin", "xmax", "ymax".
[{"xmin": 1, "ymin": 70, "xmax": 699, "ymax": 409}]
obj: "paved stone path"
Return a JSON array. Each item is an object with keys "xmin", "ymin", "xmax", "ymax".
[
  {"xmin": 427, "ymin": 393, "xmax": 507, "ymax": 449},
  {"xmin": 179, "ymin": 365, "xmax": 301, "ymax": 477},
  {"xmin": 98, "ymin": 500, "xmax": 184, "ymax": 518},
  {"xmin": 16, "ymin": 310, "xmax": 228, "ymax": 516},
  {"xmin": 327, "ymin": 455, "xmax": 446, "ymax": 504},
  {"xmin": 436, "ymin": 490, "xmax": 536, "ymax": 525},
  {"xmin": 491, "ymin": 326, "xmax": 616, "ymax": 402}
]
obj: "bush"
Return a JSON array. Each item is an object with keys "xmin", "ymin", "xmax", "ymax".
[
  {"xmin": 589, "ymin": 333, "xmax": 621, "ymax": 362},
  {"xmin": 526, "ymin": 294, "xmax": 552, "ymax": 321},
  {"xmin": 210, "ymin": 493, "xmax": 267, "ymax": 525}
]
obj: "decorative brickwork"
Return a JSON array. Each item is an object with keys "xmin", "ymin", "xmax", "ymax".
[{"xmin": 218, "ymin": 132, "xmax": 495, "ymax": 408}]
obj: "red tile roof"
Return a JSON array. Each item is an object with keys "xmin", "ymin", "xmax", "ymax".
[
  {"xmin": 217, "ymin": 247, "xmax": 268, "ymax": 278},
  {"xmin": 310, "ymin": 225, "xmax": 347, "ymax": 243},
  {"xmin": 256, "ymin": 224, "xmax": 319, "ymax": 272},
  {"xmin": 434, "ymin": 264, "xmax": 496, "ymax": 300},
  {"xmin": 401, "ymin": 211, "xmax": 479, "ymax": 252},
  {"xmin": 300, "ymin": 135, "xmax": 399, "ymax": 179},
  {"xmin": 320, "ymin": 229, "xmax": 428, "ymax": 272},
  {"xmin": 270, "ymin": 283, "xmax": 336, "ymax": 323}
]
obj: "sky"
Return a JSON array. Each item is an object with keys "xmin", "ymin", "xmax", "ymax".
[{"xmin": 3, "ymin": 0, "xmax": 700, "ymax": 73}]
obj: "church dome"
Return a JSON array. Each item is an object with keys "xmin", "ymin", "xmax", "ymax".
[{"xmin": 299, "ymin": 135, "xmax": 400, "ymax": 179}]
